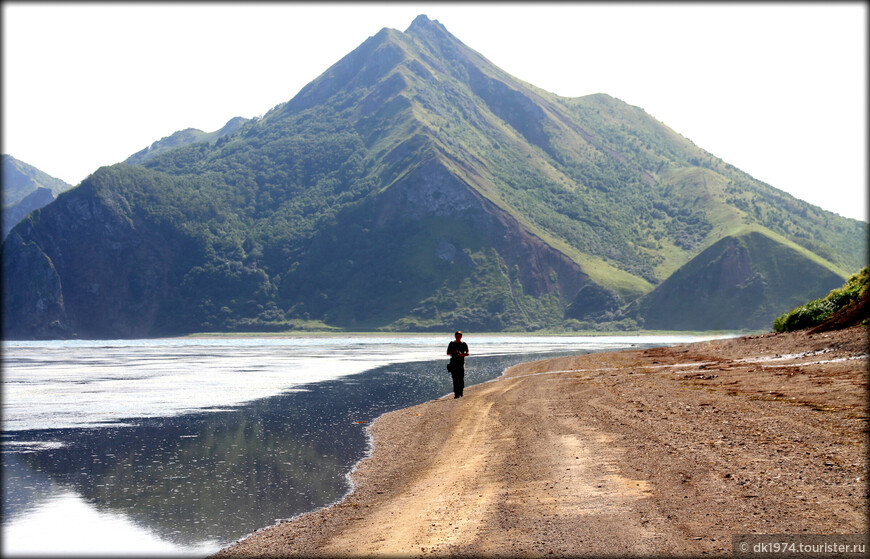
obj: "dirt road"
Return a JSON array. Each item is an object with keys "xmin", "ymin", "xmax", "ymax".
[{"xmin": 215, "ymin": 326, "xmax": 867, "ymax": 556}]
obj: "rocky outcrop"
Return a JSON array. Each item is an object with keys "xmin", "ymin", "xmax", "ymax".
[
  {"xmin": 2, "ymin": 229, "xmax": 69, "ymax": 338},
  {"xmin": 466, "ymin": 65, "xmax": 549, "ymax": 150},
  {"xmin": 377, "ymin": 156, "xmax": 589, "ymax": 303},
  {"xmin": 2, "ymin": 176, "xmax": 181, "ymax": 339}
]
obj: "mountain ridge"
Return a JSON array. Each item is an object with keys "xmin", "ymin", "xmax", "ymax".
[
  {"xmin": 2, "ymin": 154, "xmax": 74, "ymax": 239},
  {"xmin": 124, "ymin": 116, "xmax": 251, "ymax": 166},
  {"xmin": 2, "ymin": 15, "xmax": 865, "ymax": 338}
]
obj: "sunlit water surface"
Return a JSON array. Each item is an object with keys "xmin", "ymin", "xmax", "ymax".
[{"xmin": 2, "ymin": 335, "xmax": 718, "ymax": 556}]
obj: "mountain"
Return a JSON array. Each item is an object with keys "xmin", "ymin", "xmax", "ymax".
[
  {"xmin": 2, "ymin": 154, "xmax": 73, "ymax": 206},
  {"xmin": 4, "ymin": 187, "xmax": 55, "ymax": 240},
  {"xmin": 124, "ymin": 117, "xmax": 251, "ymax": 166},
  {"xmin": 2, "ymin": 154, "xmax": 74, "ymax": 239},
  {"xmin": 2, "ymin": 15, "xmax": 866, "ymax": 339}
]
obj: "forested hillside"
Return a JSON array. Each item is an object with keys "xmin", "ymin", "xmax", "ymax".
[{"xmin": 3, "ymin": 15, "xmax": 865, "ymax": 339}]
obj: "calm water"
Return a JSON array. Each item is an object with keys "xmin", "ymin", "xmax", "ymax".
[{"xmin": 1, "ymin": 335, "xmax": 714, "ymax": 556}]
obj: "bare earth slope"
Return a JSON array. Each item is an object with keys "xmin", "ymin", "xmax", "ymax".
[{"xmin": 216, "ymin": 326, "xmax": 867, "ymax": 557}]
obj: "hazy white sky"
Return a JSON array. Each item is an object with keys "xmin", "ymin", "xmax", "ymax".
[{"xmin": 2, "ymin": 2, "xmax": 867, "ymax": 221}]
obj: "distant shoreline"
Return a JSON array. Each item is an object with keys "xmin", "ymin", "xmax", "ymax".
[{"xmin": 181, "ymin": 328, "xmax": 753, "ymax": 339}]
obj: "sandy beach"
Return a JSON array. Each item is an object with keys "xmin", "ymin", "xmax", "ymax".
[{"xmin": 215, "ymin": 326, "xmax": 867, "ymax": 557}]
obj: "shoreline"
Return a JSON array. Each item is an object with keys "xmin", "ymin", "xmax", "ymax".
[
  {"xmin": 213, "ymin": 350, "xmax": 540, "ymax": 551},
  {"xmin": 215, "ymin": 326, "xmax": 867, "ymax": 557},
  {"xmin": 180, "ymin": 329, "xmax": 750, "ymax": 340}
]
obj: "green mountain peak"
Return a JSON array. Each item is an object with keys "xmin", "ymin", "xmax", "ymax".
[{"xmin": 2, "ymin": 16, "xmax": 865, "ymax": 339}]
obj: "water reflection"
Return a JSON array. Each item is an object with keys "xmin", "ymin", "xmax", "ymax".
[{"xmin": 4, "ymin": 351, "xmax": 591, "ymax": 554}]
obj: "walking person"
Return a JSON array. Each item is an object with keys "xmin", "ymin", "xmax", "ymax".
[{"xmin": 446, "ymin": 331, "xmax": 469, "ymax": 398}]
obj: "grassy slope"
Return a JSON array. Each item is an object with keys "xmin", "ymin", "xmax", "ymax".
[
  {"xmin": 409, "ymin": 38, "xmax": 864, "ymax": 297},
  {"xmin": 42, "ymin": 17, "xmax": 862, "ymax": 336},
  {"xmin": 635, "ymin": 229, "xmax": 847, "ymax": 330},
  {"xmin": 656, "ymin": 167, "xmax": 852, "ymax": 280}
]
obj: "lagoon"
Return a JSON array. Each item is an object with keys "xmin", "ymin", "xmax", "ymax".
[{"xmin": 2, "ymin": 335, "xmax": 717, "ymax": 556}]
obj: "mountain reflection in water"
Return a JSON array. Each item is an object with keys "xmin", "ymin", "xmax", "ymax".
[{"xmin": 4, "ymin": 350, "xmax": 614, "ymax": 554}]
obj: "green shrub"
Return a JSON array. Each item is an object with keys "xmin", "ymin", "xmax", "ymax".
[{"xmin": 773, "ymin": 267, "xmax": 869, "ymax": 332}]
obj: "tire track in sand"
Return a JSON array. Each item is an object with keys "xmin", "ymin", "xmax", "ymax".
[
  {"xmin": 318, "ymin": 394, "xmax": 501, "ymax": 555},
  {"xmin": 317, "ymin": 374, "xmax": 668, "ymax": 556}
]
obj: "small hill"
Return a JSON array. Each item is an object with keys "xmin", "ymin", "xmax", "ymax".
[{"xmin": 629, "ymin": 230, "xmax": 847, "ymax": 331}]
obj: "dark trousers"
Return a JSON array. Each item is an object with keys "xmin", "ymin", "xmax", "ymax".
[{"xmin": 450, "ymin": 366, "xmax": 465, "ymax": 397}]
